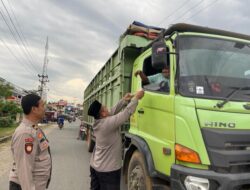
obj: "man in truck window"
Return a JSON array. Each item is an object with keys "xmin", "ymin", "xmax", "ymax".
[
  {"xmin": 87, "ymin": 89, "xmax": 144, "ymax": 190},
  {"xmin": 135, "ymin": 66, "xmax": 170, "ymax": 90}
]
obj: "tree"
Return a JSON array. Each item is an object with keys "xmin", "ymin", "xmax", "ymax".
[
  {"xmin": 0, "ymin": 83, "xmax": 13, "ymax": 98},
  {"xmin": 0, "ymin": 100, "xmax": 22, "ymax": 127},
  {"xmin": 0, "ymin": 101, "xmax": 22, "ymax": 117}
]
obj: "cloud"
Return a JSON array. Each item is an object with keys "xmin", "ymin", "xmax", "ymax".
[
  {"xmin": 0, "ymin": 0, "xmax": 250, "ymax": 104},
  {"xmin": 65, "ymin": 78, "xmax": 86, "ymax": 91},
  {"xmin": 48, "ymin": 78, "xmax": 86, "ymax": 103}
]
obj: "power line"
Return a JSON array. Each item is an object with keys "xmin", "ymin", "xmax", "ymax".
[
  {"xmin": 0, "ymin": 9, "xmax": 35, "ymax": 71},
  {"xmin": 0, "ymin": 38, "xmax": 37, "ymax": 77},
  {"xmin": 6, "ymin": 0, "xmax": 41, "ymax": 70},
  {"xmin": 0, "ymin": 0, "xmax": 40, "ymax": 74},
  {"xmin": 165, "ymin": 0, "xmax": 205, "ymax": 26},
  {"xmin": 158, "ymin": 0, "xmax": 191, "ymax": 26},
  {"xmin": 1, "ymin": 0, "xmax": 39, "ymax": 73},
  {"xmin": 183, "ymin": 0, "xmax": 220, "ymax": 22},
  {"xmin": 0, "ymin": 9, "xmax": 38, "ymax": 75}
]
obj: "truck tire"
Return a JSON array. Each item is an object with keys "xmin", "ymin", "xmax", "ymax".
[
  {"xmin": 127, "ymin": 150, "xmax": 152, "ymax": 190},
  {"xmin": 87, "ymin": 128, "xmax": 95, "ymax": 153}
]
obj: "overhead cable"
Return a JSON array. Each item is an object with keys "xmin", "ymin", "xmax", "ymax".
[
  {"xmin": 0, "ymin": 0, "xmax": 40, "ymax": 73},
  {"xmin": 6, "ymin": 0, "xmax": 41, "ymax": 70},
  {"xmin": 165, "ymin": 0, "xmax": 205, "ymax": 26},
  {"xmin": 158, "ymin": 0, "xmax": 191, "ymax": 26}
]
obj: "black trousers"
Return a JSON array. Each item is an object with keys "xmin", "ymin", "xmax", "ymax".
[
  {"xmin": 90, "ymin": 166, "xmax": 121, "ymax": 190},
  {"xmin": 9, "ymin": 181, "xmax": 22, "ymax": 190}
]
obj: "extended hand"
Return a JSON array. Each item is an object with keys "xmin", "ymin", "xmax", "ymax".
[
  {"xmin": 134, "ymin": 70, "xmax": 142, "ymax": 77},
  {"xmin": 123, "ymin": 93, "xmax": 134, "ymax": 101},
  {"xmin": 135, "ymin": 90, "xmax": 144, "ymax": 100}
]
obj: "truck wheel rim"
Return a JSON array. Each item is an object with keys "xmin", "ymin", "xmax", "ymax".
[{"xmin": 129, "ymin": 165, "xmax": 145, "ymax": 190}]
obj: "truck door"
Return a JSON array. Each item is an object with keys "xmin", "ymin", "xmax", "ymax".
[{"xmin": 132, "ymin": 42, "xmax": 175, "ymax": 176}]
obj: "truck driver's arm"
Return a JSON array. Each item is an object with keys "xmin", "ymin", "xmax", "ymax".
[{"xmin": 134, "ymin": 70, "xmax": 149, "ymax": 85}]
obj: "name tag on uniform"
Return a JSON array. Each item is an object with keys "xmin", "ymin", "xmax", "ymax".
[
  {"xmin": 37, "ymin": 129, "xmax": 49, "ymax": 151},
  {"xmin": 39, "ymin": 140, "xmax": 49, "ymax": 151}
]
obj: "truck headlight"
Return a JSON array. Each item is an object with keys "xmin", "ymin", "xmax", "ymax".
[{"xmin": 184, "ymin": 176, "xmax": 209, "ymax": 190}]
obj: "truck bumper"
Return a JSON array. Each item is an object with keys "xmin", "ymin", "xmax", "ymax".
[{"xmin": 171, "ymin": 164, "xmax": 250, "ymax": 190}]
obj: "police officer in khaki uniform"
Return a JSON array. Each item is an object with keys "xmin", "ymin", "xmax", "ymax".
[
  {"xmin": 88, "ymin": 89, "xmax": 144, "ymax": 190},
  {"xmin": 9, "ymin": 94, "xmax": 52, "ymax": 190}
]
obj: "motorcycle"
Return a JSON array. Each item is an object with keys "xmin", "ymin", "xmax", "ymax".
[
  {"xmin": 57, "ymin": 117, "xmax": 64, "ymax": 130},
  {"xmin": 58, "ymin": 122, "xmax": 64, "ymax": 130},
  {"xmin": 78, "ymin": 123, "xmax": 86, "ymax": 140}
]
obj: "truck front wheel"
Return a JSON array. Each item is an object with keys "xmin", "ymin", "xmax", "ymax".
[{"xmin": 127, "ymin": 150, "xmax": 152, "ymax": 190}]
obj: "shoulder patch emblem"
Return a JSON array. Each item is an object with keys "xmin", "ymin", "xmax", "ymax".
[
  {"xmin": 25, "ymin": 143, "xmax": 33, "ymax": 154},
  {"xmin": 37, "ymin": 132, "xmax": 43, "ymax": 139},
  {"xmin": 25, "ymin": 137, "xmax": 34, "ymax": 143}
]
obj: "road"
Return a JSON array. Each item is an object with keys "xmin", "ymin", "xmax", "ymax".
[{"xmin": 0, "ymin": 120, "xmax": 91, "ymax": 190}]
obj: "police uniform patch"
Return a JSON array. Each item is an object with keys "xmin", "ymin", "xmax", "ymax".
[
  {"xmin": 25, "ymin": 143, "xmax": 33, "ymax": 154},
  {"xmin": 25, "ymin": 137, "xmax": 34, "ymax": 143},
  {"xmin": 38, "ymin": 132, "xmax": 43, "ymax": 139}
]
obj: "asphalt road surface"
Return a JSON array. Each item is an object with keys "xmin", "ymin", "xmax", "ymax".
[{"xmin": 0, "ymin": 120, "xmax": 91, "ymax": 190}]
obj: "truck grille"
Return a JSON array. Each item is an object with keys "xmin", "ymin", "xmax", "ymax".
[{"xmin": 202, "ymin": 128, "xmax": 250, "ymax": 173}]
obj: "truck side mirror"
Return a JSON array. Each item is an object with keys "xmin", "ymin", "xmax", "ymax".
[{"xmin": 152, "ymin": 40, "xmax": 168, "ymax": 70}]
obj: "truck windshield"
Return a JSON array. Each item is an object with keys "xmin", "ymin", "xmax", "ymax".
[{"xmin": 178, "ymin": 36, "xmax": 250, "ymax": 102}]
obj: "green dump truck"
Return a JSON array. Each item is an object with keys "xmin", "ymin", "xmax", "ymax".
[{"xmin": 83, "ymin": 22, "xmax": 250, "ymax": 190}]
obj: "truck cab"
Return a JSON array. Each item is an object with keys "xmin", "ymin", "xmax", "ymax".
[{"xmin": 125, "ymin": 24, "xmax": 250, "ymax": 190}]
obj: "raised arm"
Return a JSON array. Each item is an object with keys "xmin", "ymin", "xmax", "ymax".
[
  {"xmin": 103, "ymin": 90, "xmax": 144, "ymax": 132},
  {"xmin": 109, "ymin": 99, "xmax": 127, "ymax": 116},
  {"xmin": 110, "ymin": 93, "xmax": 134, "ymax": 115},
  {"xmin": 135, "ymin": 70, "xmax": 149, "ymax": 85}
]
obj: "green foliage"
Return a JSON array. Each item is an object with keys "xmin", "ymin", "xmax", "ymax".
[
  {"xmin": 0, "ymin": 116, "xmax": 13, "ymax": 128},
  {"xmin": 0, "ymin": 101, "xmax": 22, "ymax": 115},
  {"xmin": 0, "ymin": 83, "xmax": 21, "ymax": 128},
  {"xmin": 0, "ymin": 83, "xmax": 13, "ymax": 98},
  {"xmin": 0, "ymin": 101, "xmax": 22, "ymax": 127}
]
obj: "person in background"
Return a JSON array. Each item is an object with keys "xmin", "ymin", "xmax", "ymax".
[{"xmin": 57, "ymin": 114, "xmax": 64, "ymax": 126}]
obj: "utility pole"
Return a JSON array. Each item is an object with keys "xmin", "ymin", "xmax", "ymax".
[{"xmin": 38, "ymin": 36, "xmax": 49, "ymax": 101}]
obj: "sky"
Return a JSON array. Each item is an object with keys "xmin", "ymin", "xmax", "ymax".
[{"xmin": 0, "ymin": 0, "xmax": 250, "ymax": 104}]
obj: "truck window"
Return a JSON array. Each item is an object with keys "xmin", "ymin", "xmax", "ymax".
[
  {"xmin": 142, "ymin": 52, "xmax": 170, "ymax": 93},
  {"xmin": 178, "ymin": 36, "xmax": 250, "ymax": 101},
  {"xmin": 143, "ymin": 56, "xmax": 161, "ymax": 78}
]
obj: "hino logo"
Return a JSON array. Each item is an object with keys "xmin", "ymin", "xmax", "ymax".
[{"xmin": 204, "ymin": 121, "xmax": 236, "ymax": 128}]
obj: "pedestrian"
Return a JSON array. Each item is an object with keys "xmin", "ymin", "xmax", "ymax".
[
  {"xmin": 87, "ymin": 89, "xmax": 144, "ymax": 190},
  {"xmin": 9, "ymin": 94, "xmax": 52, "ymax": 190}
]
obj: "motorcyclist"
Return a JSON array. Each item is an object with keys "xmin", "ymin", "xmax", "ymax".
[
  {"xmin": 57, "ymin": 115, "xmax": 64, "ymax": 127},
  {"xmin": 77, "ymin": 121, "xmax": 86, "ymax": 140}
]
